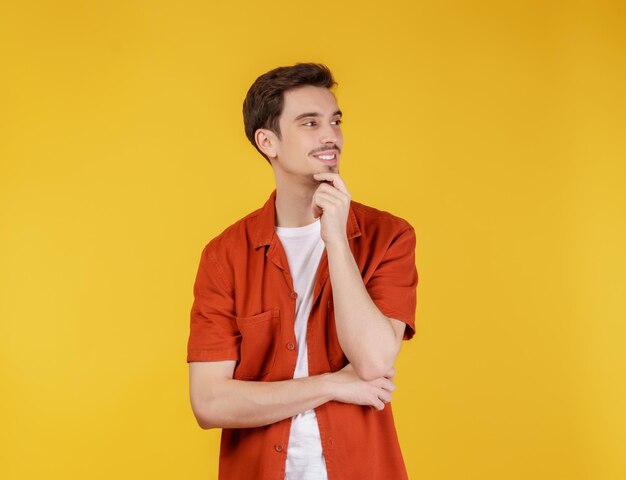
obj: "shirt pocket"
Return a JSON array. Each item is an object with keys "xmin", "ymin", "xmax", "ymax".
[{"xmin": 234, "ymin": 308, "xmax": 280, "ymax": 380}]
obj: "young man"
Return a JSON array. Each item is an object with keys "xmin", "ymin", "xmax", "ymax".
[{"xmin": 187, "ymin": 63, "xmax": 418, "ymax": 479}]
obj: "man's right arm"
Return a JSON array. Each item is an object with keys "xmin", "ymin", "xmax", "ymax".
[{"xmin": 189, "ymin": 361, "xmax": 396, "ymax": 430}]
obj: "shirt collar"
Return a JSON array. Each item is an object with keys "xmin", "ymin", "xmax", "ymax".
[{"xmin": 253, "ymin": 189, "xmax": 361, "ymax": 248}]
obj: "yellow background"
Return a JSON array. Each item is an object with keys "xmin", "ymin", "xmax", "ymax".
[{"xmin": 1, "ymin": 1, "xmax": 625, "ymax": 478}]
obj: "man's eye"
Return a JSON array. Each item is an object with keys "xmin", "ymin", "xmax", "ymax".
[
  {"xmin": 303, "ymin": 121, "xmax": 317, "ymax": 126},
  {"xmin": 332, "ymin": 119, "xmax": 342, "ymax": 126}
]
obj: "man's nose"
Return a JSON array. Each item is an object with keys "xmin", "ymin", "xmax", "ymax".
[{"xmin": 319, "ymin": 123, "xmax": 339, "ymax": 144}]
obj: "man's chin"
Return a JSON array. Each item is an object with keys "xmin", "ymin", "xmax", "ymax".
[{"xmin": 314, "ymin": 164, "xmax": 339, "ymax": 174}]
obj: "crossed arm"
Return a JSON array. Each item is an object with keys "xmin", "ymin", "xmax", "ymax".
[
  {"xmin": 189, "ymin": 233, "xmax": 412, "ymax": 430},
  {"xmin": 189, "ymin": 257, "xmax": 405, "ymax": 430},
  {"xmin": 189, "ymin": 361, "xmax": 396, "ymax": 429}
]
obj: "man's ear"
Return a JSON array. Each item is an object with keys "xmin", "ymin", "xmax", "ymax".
[{"xmin": 255, "ymin": 128, "xmax": 279, "ymax": 159}]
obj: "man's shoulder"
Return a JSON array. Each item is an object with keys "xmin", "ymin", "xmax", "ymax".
[{"xmin": 202, "ymin": 203, "xmax": 265, "ymax": 255}]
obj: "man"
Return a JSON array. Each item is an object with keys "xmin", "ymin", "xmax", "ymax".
[{"xmin": 187, "ymin": 63, "xmax": 418, "ymax": 479}]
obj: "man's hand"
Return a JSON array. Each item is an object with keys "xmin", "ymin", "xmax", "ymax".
[
  {"xmin": 312, "ymin": 172, "xmax": 351, "ymax": 247},
  {"xmin": 326, "ymin": 363, "xmax": 396, "ymax": 411}
]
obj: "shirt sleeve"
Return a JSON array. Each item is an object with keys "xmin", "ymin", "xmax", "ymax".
[
  {"xmin": 365, "ymin": 225, "xmax": 419, "ymax": 340},
  {"xmin": 187, "ymin": 243, "xmax": 241, "ymax": 362}
]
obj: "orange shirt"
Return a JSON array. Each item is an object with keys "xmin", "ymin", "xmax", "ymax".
[{"xmin": 187, "ymin": 189, "xmax": 418, "ymax": 479}]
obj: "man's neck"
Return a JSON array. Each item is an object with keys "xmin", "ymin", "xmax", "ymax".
[{"xmin": 274, "ymin": 182, "xmax": 319, "ymax": 228}]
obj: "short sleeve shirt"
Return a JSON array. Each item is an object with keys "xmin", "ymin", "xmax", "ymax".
[{"xmin": 187, "ymin": 189, "xmax": 418, "ymax": 480}]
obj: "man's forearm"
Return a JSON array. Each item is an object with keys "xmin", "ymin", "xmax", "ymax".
[
  {"xmin": 195, "ymin": 373, "xmax": 334, "ymax": 429},
  {"xmin": 326, "ymin": 240, "xmax": 401, "ymax": 380}
]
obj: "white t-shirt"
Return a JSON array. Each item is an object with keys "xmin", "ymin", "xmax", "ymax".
[{"xmin": 275, "ymin": 218, "xmax": 328, "ymax": 480}]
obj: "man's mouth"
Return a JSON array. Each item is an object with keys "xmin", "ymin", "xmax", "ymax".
[{"xmin": 312, "ymin": 151, "xmax": 339, "ymax": 163}]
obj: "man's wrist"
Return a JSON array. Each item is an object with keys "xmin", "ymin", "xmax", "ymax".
[
  {"xmin": 324, "ymin": 237, "xmax": 350, "ymax": 255},
  {"xmin": 313, "ymin": 372, "xmax": 337, "ymax": 403}
]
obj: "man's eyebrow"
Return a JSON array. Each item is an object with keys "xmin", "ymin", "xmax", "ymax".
[{"xmin": 293, "ymin": 110, "xmax": 343, "ymax": 122}]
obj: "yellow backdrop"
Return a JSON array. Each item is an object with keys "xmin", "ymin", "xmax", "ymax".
[{"xmin": 1, "ymin": 1, "xmax": 625, "ymax": 479}]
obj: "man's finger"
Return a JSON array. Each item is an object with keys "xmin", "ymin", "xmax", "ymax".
[
  {"xmin": 314, "ymin": 191, "xmax": 342, "ymax": 209},
  {"xmin": 313, "ymin": 172, "xmax": 350, "ymax": 195},
  {"xmin": 316, "ymin": 181, "xmax": 348, "ymax": 201}
]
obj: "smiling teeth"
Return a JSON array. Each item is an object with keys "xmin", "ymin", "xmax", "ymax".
[{"xmin": 317, "ymin": 155, "xmax": 335, "ymax": 160}]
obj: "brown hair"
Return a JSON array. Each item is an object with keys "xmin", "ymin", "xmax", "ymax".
[{"xmin": 243, "ymin": 63, "xmax": 337, "ymax": 163}]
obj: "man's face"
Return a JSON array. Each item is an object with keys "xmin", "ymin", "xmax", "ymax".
[{"xmin": 272, "ymin": 85, "xmax": 343, "ymax": 177}]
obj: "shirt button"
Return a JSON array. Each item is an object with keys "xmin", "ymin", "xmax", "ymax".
[
  {"xmin": 286, "ymin": 342, "xmax": 295, "ymax": 351},
  {"xmin": 290, "ymin": 291, "xmax": 298, "ymax": 299},
  {"xmin": 274, "ymin": 444, "xmax": 283, "ymax": 453}
]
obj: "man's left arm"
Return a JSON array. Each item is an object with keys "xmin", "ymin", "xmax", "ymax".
[
  {"xmin": 326, "ymin": 228, "xmax": 416, "ymax": 381},
  {"xmin": 312, "ymin": 173, "xmax": 418, "ymax": 381}
]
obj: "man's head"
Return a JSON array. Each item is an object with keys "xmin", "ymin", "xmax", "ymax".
[{"xmin": 243, "ymin": 63, "xmax": 343, "ymax": 177}]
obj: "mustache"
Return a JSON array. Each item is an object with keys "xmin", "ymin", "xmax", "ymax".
[{"xmin": 309, "ymin": 145, "xmax": 341, "ymax": 155}]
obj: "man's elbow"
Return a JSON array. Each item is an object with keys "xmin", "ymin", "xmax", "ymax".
[
  {"xmin": 351, "ymin": 348, "xmax": 400, "ymax": 380},
  {"xmin": 195, "ymin": 414, "xmax": 216, "ymax": 430},
  {"xmin": 352, "ymin": 359, "xmax": 394, "ymax": 381},
  {"xmin": 191, "ymin": 400, "xmax": 221, "ymax": 430}
]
